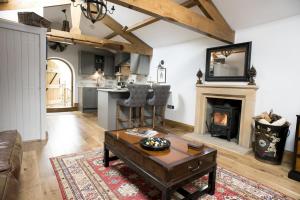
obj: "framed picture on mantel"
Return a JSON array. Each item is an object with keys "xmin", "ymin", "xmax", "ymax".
[{"xmin": 157, "ymin": 67, "xmax": 166, "ymax": 83}]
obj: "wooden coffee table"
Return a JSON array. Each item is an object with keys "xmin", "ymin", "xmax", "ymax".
[{"xmin": 103, "ymin": 128, "xmax": 217, "ymax": 200}]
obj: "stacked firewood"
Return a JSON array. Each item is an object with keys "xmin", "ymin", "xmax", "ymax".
[{"xmin": 254, "ymin": 110, "xmax": 289, "ymax": 126}]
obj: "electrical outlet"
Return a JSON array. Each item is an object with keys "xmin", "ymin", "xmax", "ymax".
[{"xmin": 167, "ymin": 105, "xmax": 174, "ymax": 109}]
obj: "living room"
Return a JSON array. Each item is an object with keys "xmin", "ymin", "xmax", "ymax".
[{"xmin": 0, "ymin": 0, "xmax": 300, "ymax": 199}]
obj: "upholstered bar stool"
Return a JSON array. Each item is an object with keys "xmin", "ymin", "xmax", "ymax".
[
  {"xmin": 116, "ymin": 84, "xmax": 150, "ymax": 130},
  {"xmin": 147, "ymin": 85, "xmax": 171, "ymax": 128}
]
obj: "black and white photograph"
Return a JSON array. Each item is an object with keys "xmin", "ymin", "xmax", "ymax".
[{"xmin": 157, "ymin": 67, "xmax": 166, "ymax": 83}]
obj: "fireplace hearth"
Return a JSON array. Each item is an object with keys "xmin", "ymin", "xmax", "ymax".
[
  {"xmin": 210, "ymin": 105, "xmax": 240, "ymax": 141},
  {"xmin": 195, "ymin": 84, "xmax": 258, "ymax": 148}
]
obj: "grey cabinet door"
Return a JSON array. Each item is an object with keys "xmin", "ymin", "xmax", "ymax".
[
  {"xmin": 114, "ymin": 52, "xmax": 130, "ymax": 66},
  {"xmin": 130, "ymin": 54, "xmax": 150, "ymax": 75},
  {"xmin": 104, "ymin": 55, "xmax": 115, "ymax": 76},
  {"xmin": 83, "ymin": 88, "xmax": 97, "ymax": 109},
  {"xmin": 138, "ymin": 55, "xmax": 150, "ymax": 75},
  {"xmin": 80, "ymin": 51, "xmax": 96, "ymax": 75},
  {"xmin": 130, "ymin": 53, "xmax": 139, "ymax": 74}
]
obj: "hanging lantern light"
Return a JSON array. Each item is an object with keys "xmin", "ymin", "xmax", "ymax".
[{"xmin": 71, "ymin": 0, "xmax": 115, "ymax": 23}]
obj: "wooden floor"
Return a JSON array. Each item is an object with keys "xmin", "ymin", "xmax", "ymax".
[{"xmin": 19, "ymin": 112, "xmax": 300, "ymax": 200}]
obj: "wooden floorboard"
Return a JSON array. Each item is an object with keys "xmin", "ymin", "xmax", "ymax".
[{"xmin": 19, "ymin": 111, "xmax": 300, "ymax": 199}]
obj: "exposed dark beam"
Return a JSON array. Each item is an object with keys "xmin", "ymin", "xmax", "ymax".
[
  {"xmin": 104, "ymin": 0, "xmax": 196, "ymax": 39},
  {"xmin": 47, "ymin": 29, "xmax": 153, "ymax": 55},
  {"xmin": 105, "ymin": 0, "xmax": 235, "ymax": 43}
]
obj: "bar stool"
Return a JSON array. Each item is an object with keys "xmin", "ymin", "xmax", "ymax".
[
  {"xmin": 116, "ymin": 84, "xmax": 150, "ymax": 130},
  {"xmin": 147, "ymin": 85, "xmax": 170, "ymax": 128}
]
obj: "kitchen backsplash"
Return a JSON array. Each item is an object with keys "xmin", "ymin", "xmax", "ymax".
[{"xmin": 78, "ymin": 72, "xmax": 148, "ymax": 88}]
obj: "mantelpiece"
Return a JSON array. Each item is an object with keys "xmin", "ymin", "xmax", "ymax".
[{"xmin": 194, "ymin": 84, "xmax": 258, "ymax": 148}]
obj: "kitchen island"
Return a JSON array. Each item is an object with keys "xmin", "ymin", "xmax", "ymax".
[
  {"xmin": 98, "ymin": 87, "xmax": 169, "ymax": 130},
  {"xmin": 97, "ymin": 88, "xmax": 130, "ymax": 130}
]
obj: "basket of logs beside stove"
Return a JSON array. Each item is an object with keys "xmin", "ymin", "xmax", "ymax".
[{"xmin": 253, "ymin": 110, "xmax": 290, "ymax": 165}]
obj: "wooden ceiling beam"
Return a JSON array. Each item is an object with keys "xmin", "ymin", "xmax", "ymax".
[
  {"xmin": 101, "ymin": 14, "xmax": 152, "ymax": 51},
  {"xmin": 126, "ymin": 17, "xmax": 159, "ymax": 33},
  {"xmin": 104, "ymin": 0, "xmax": 196, "ymax": 39},
  {"xmin": 104, "ymin": 32, "xmax": 119, "ymax": 40},
  {"xmin": 47, "ymin": 29, "xmax": 153, "ymax": 55},
  {"xmin": 105, "ymin": 0, "xmax": 235, "ymax": 43},
  {"xmin": 104, "ymin": 15, "xmax": 159, "ymax": 40},
  {"xmin": 101, "ymin": 15, "xmax": 145, "ymax": 46},
  {"xmin": 0, "ymin": 0, "xmax": 69, "ymax": 11},
  {"xmin": 193, "ymin": 0, "xmax": 233, "ymax": 32},
  {"xmin": 104, "ymin": 25, "xmax": 128, "ymax": 40},
  {"xmin": 0, "ymin": 0, "xmax": 39, "ymax": 11},
  {"xmin": 128, "ymin": 0, "xmax": 196, "ymax": 32}
]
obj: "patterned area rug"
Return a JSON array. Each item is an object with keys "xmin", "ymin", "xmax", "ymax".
[{"xmin": 50, "ymin": 150, "xmax": 293, "ymax": 200}]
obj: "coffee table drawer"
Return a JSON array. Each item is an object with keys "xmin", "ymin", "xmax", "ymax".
[{"xmin": 167, "ymin": 154, "xmax": 216, "ymax": 182}]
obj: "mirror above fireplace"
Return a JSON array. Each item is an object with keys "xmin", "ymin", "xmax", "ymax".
[{"xmin": 205, "ymin": 42, "xmax": 252, "ymax": 82}]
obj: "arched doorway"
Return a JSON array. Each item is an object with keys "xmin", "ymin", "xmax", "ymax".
[{"xmin": 46, "ymin": 58, "xmax": 74, "ymax": 110}]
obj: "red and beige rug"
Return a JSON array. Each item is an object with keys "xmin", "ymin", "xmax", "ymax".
[{"xmin": 50, "ymin": 150, "xmax": 293, "ymax": 200}]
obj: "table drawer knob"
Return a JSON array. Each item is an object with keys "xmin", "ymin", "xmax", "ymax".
[{"xmin": 188, "ymin": 161, "xmax": 202, "ymax": 172}]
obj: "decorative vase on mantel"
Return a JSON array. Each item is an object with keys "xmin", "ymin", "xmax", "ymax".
[
  {"xmin": 248, "ymin": 66, "xmax": 257, "ymax": 85},
  {"xmin": 196, "ymin": 69, "xmax": 203, "ymax": 84}
]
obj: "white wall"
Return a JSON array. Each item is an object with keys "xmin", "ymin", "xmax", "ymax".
[
  {"xmin": 150, "ymin": 14, "xmax": 300, "ymax": 151},
  {"xmin": 149, "ymin": 38, "xmax": 224, "ymax": 125},
  {"xmin": 235, "ymin": 15, "xmax": 300, "ymax": 151}
]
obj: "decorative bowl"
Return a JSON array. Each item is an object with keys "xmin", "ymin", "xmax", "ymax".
[{"xmin": 140, "ymin": 137, "xmax": 170, "ymax": 151}]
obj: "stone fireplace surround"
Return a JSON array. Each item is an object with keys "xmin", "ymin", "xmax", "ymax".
[{"xmin": 194, "ymin": 84, "xmax": 258, "ymax": 148}]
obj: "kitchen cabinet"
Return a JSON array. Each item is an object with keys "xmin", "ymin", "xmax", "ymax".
[
  {"xmin": 79, "ymin": 51, "xmax": 96, "ymax": 75},
  {"xmin": 79, "ymin": 51, "xmax": 115, "ymax": 76},
  {"xmin": 95, "ymin": 55, "xmax": 104, "ymax": 72},
  {"xmin": 79, "ymin": 87, "xmax": 98, "ymax": 112},
  {"xmin": 115, "ymin": 52, "xmax": 130, "ymax": 66},
  {"xmin": 130, "ymin": 53, "xmax": 150, "ymax": 75},
  {"xmin": 104, "ymin": 55, "xmax": 115, "ymax": 76}
]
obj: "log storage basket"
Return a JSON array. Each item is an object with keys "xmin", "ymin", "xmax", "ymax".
[{"xmin": 254, "ymin": 120, "xmax": 289, "ymax": 165}]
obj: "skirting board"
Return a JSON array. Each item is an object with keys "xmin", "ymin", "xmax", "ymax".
[
  {"xmin": 47, "ymin": 107, "xmax": 78, "ymax": 113},
  {"xmin": 166, "ymin": 118, "xmax": 293, "ymax": 164},
  {"xmin": 183, "ymin": 132, "xmax": 293, "ymax": 165},
  {"xmin": 47, "ymin": 103, "xmax": 79, "ymax": 113},
  {"xmin": 164, "ymin": 119, "xmax": 194, "ymax": 132}
]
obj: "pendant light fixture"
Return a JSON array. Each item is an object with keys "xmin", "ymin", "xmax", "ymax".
[{"xmin": 71, "ymin": 0, "xmax": 115, "ymax": 23}]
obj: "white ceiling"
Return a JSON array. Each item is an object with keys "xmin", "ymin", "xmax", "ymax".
[
  {"xmin": 80, "ymin": 17, "xmax": 113, "ymax": 39},
  {"xmin": 43, "ymin": 4, "xmax": 72, "ymax": 30},
  {"xmin": 43, "ymin": 0, "xmax": 300, "ymax": 48},
  {"xmin": 106, "ymin": 3, "xmax": 150, "ymax": 28},
  {"xmin": 213, "ymin": 0, "xmax": 300, "ymax": 30},
  {"xmin": 133, "ymin": 20, "xmax": 204, "ymax": 47}
]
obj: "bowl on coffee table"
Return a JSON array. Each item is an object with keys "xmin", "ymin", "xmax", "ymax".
[{"xmin": 140, "ymin": 137, "xmax": 170, "ymax": 151}]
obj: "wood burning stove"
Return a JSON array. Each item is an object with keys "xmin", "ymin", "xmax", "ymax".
[{"xmin": 210, "ymin": 105, "xmax": 240, "ymax": 141}]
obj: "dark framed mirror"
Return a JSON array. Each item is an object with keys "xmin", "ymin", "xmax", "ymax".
[{"xmin": 205, "ymin": 42, "xmax": 252, "ymax": 82}]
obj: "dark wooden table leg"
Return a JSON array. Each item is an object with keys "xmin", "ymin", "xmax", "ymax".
[
  {"xmin": 103, "ymin": 144, "xmax": 109, "ymax": 167},
  {"xmin": 208, "ymin": 166, "xmax": 216, "ymax": 195},
  {"xmin": 161, "ymin": 189, "xmax": 171, "ymax": 200}
]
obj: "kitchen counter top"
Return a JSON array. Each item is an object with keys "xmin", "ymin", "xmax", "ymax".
[
  {"xmin": 97, "ymin": 88, "xmax": 156, "ymax": 93},
  {"xmin": 78, "ymin": 86, "xmax": 98, "ymax": 88},
  {"xmin": 97, "ymin": 88, "xmax": 129, "ymax": 93}
]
